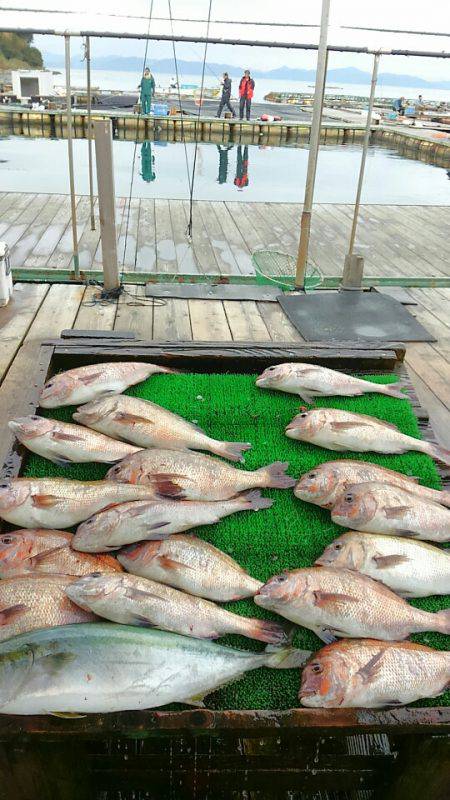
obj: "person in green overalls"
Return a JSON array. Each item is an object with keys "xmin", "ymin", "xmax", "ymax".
[
  {"xmin": 140, "ymin": 141, "xmax": 156, "ymax": 182},
  {"xmin": 139, "ymin": 67, "xmax": 155, "ymax": 115}
]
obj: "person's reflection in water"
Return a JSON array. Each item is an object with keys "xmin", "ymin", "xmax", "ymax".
[
  {"xmin": 216, "ymin": 144, "xmax": 233, "ymax": 185},
  {"xmin": 140, "ymin": 141, "xmax": 156, "ymax": 182},
  {"xmin": 234, "ymin": 145, "xmax": 249, "ymax": 190}
]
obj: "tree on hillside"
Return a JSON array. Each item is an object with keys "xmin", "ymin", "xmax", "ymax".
[{"xmin": 0, "ymin": 32, "xmax": 43, "ymax": 70}]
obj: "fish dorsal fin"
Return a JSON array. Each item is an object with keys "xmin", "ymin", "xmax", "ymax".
[{"xmin": 50, "ymin": 712, "xmax": 87, "ymax": 719}]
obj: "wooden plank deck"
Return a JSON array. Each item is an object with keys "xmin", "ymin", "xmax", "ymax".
[
  {"xmin": 0, "ymin": 283, "xmax": 448, "ymax": 451},
  {"xmin": 0, "ymin": 193, "xmax": 448, "ymax": 279}
]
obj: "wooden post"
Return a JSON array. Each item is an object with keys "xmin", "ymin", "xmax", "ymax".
[
  {"xmin": 295, "ymin": 0, "xmax": 330, "ymax": 289},
  {"xmin": 65, "ymin": 34, "xmax": 80, "ymax": 279},
  {"xmin": 85, "ymin": 36, "xmax": 96, "ymax": 231},
  {"xmin": 93, "ymin": 119, "xmax": 120, "ymax": 291},
  {"xmin": 346, "ymin": 52, "xmax": 380, "ymax": 259}
]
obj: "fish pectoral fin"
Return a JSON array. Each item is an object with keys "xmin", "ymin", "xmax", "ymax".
[
  {"xmin": 0, "ymin": 603, "xmax": 28, "ymax": 625},
  {"xmin": 50, "ymin": 711, "xmax": 87, "ymax": 719},
  {"xmin": 78, "ymin": 371, "xmax": 104, "ymax": 385},
  {"xmin": 52, "ymin": 457, "xmax": 74, "ymax": 468},
  {"xmin": 37, "ymin": 651, "xmax": 77, "ymax": 674},
  {"xmin": 145, "ymin": 521, "xmax": 171, "ymax": 532},
  {"xmin": 114, "ymin": 412, "xmax": 152, "ymax": 425},
  {"xmin": 28, "ymin": 545, "xmax": 68, "ymax": 567},
  {"xmin": 373, "ymin": 554, "xmax": 410, "ymax": 568},
  {"xmin": 130, "ymin": 614, "xmax": 157, "ymax": 628},
  {"xmin": 151, "ymin": 474, "xmax": 186, "ymax": 498},
  {"xmin": 126, "ymin": 503, "xmax": 157, "ymax": 518},
  {"xmin": 312, "ymin": 591, "xmax": 358, "ymax": 608},
  {"xmin": 383, "ymin": 506, "xmax": 411, "ymax": 519},
  {"xmin": 329, "ymin": 422, "xmax": 371, "ymax": 431},
  {"xmin": 156, "ymin": 554, "xmax": 192, "ymax": 571},
  {"xmin": 51, "ymin": 431, "xmax": 84, "ymax": 442},
  {"xmin": 298, "ymin": 391, "xmax": 314, "ymax": 405},
  {"xmin": 31, "ymin": 494, "xmax": 60, "ymax": 508},
  {"xmin": 395, "ymin": 529, "xmax": 419, "ymax": 538},
  {"xmin": 311, "ymin": 626, "xmax": 337, "ymax": 644},
  {"xmin": 182, "ymin": 693, "xmax": 206, "ymax": 708},
  {"xmin": 356, "ymin": 651, "xmax": 385, "ymax": 684},
  {"xmin": 124, "ymin": 586, "xmax": 162, "ymax": 603}
]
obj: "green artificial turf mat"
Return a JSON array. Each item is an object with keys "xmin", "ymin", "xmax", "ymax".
[{"xmin": 23, "ymin": 371, "xmax": 449, "ymax": 710}]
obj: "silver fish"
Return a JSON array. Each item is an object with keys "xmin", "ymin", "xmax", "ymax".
[
  {"xmin": 256, "ymin": 362, "xmax": 406, "ymax": 404},
  {"xmin": 74, "ymin": 395, "xmax": 251, "ymax": 462},
  {"xmin": 66, "ymin": 573, "xmax": 286, "ymax": 644},
  {"xmin": 118, "ymin": 535, "xmax": 263, "ymax": 601},
  {"xmin": 315, "ymin": 531, "xmax": 450, "ymax": 598},
  {"xmin": 331, "ymin": 481, "xmax": 450, "ymax": 542},
  {"xmin": 286, "ymin": 408, "xmax": 450, "ymax": 466},
  {"xmin": 105, "ymin": 449, "xmax": 295, "ymax": 501},
  {"xmin": 9, "ymin": 415, "xmax": 141, "ymax": 466},
  {"xmin": 254, "ymin": 566, "xmax": 450, "ymax": 642},
  {"xmin": 0, "ymin": 478, "xmax": 157, "ymax": 529},
  {"xmin": 0, "ymin": 623, "xmax": 310, "ymax": 715},
  {"xmin": 295, "ymin": 459, "xmax": 450, "ymax": 509},
  {"xmin": 40, "ymin": 361, "xmax": 174, "ymax": 408},
  {"xmin": 73, "ymin": 491, "xmax": 272, "ymax": 552}
]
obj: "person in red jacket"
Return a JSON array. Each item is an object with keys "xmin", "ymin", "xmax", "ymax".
[{"xmin": 239, "ymin": 70, "xmax": 255, "ymax": 121}]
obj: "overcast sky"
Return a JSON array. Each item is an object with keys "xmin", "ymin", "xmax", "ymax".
[{"xmin": 3, "ymin": 0, "xmax": 450, "ymax": 79}]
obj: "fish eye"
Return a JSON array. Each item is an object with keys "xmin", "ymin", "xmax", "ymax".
[
  {"xmin": 0, "ymin": 535, "xmax": 14, "ymax": 545},
  {"xmin": 334, "ymin": 543, "xmax": 343, "ymax": 550},
  {"xmin": 310, "ymin": 662, "xmax": 323, "ymax": 674},
  {"xmin": 344, "ymin": 494, "xmax": 353, "ymax": 503},
  {"xmin": 0, "ymin": 483, "xmax": 10, "ymax": 490},
  {"xmin": 89, "ymin": 572, "xmax": 102, "ymax": 578},
  {"xmin": 308, "ymin": 472, "xmax": 317, "ymax": 479},
  {"xmin": 46, "ymin": 382, "xmax": 54, "ymax": 388},
  {"xmin": 300, "ymin": 412, "xmax": 308, "ymax": 418},
  {"xmin": 274, "ymin": 574, "xmax": 288, "ymax": 584}
]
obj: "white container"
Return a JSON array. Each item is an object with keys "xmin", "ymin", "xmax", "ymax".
[{"xmin": 0, "ymin": 242, "xmax": 13, "ymax": 307}]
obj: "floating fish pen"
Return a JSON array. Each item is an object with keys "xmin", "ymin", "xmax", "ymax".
[{"xmin": 0, "ymin": 333, "xmax": 448, "ymax": 799}]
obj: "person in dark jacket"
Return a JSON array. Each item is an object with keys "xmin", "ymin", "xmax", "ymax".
[
  {"xmin": 239, "ymin": 70, "xmax": 255, "ymax": 120},
  {"xmin": 216, "ymin": 144, "xmax": 233, "ymax": 184},
  {"xmin": 216, "ymin": 72, "xmax": 235, "ymax": 117}
]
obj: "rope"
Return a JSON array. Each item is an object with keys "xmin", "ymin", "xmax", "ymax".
[
  {"xmin": 186, "ymin": 0, "xmax": 213, "ymax": 240},
  {"xmin": 167, "ymin": 0, "xmax": 193, "ymax": 200},
  {"xmin": 121, "ymin": 0, "xmax": 154, "ymax": 279}
]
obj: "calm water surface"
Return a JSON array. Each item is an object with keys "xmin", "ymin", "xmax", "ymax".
[{"xmin": 0, "ymin": 135, "xmax": 449, "ymax": 205}]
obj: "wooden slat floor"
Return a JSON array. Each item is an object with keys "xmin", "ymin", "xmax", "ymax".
[
  {"xmin": 0, "ymin": 193, "xmax": 448, "ymax": 278},
  {"xmin": 0, "ymin": 283, "xmax": 449, "ymax": 451}
]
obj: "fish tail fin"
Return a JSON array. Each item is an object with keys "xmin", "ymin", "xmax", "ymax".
[
  {"xmin": 238, "ymin": 489, "xmax": 274, "ymax": 511},
  {"xmin": 264, "ymin": 644, "xmax": 312, "ymax": 670},
  {"xmin": 433, "ymin": 608, "xmax": 450, "ymax": 635},
  {"xmin": 427, "ymin": 443, "xmax": 450, "ymax": 467},
  {"xmin": 210, "ymin": 441, "xmax": 252, "ymax": 463},
  {"xmin": 153, "ymin": 365, "xmax": 180, "ymax": 374},
  {"xmin": 242, "ymin": 617, "xmax": 289, "ymax": 645},
  {"xmin": 380, "ymin": 383, "xmax": 408, "ymax": 401},
  {"xmin": 258, "ymin": 461, "xmax": 296, "ymax": 489}
]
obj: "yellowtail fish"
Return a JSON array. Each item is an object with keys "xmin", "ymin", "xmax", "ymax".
[
  {"xmin": 0, "ymin": 575, "xmax": 95, "ymax": 642},
  {"xmin": 73, "ymin": 491, "xmax": 271, "ymax": 552},
  {"xmin": 285, "ymin": 408, "xmax": 450, "ymax": 466},
  {"xmin": 9, "ymin": 415, "xmax": 141, "ymax": 466},
  {"xmin": 74, "ymin": 395, "xmax": 251, "ymax": 462},
  {"xmin": 106, "ymin": 448, "xmax": 295, "ymax": 501},
  {"xmin": 0, "ymin": 528, "xmax": 122, "ymax": 578},
  {"xmin": 295, "ymin": 459, "xmax": 450, "ymax": 509},
  {"xmin": 331, "ymin": 481, "xmax": 450, "ymax": 542},
  {"xmin": 256, "ymin": 362, "xmax": 406, "ymax": 404},
  {"xmin": 254, "ymin": 566, "xmax": 450, "ymax": 642},
  {"xmin": 315, "ymin": 531, "xmax": 450, "ymax": 598},
  {"xmin": 118, "ymin": 535, "xmax": 262, "ymax": 601},
  {"xmin": 0, "ymin": 478, "xmax": 157, "ymax": 529},
  {"xmin": 299, "ymin": 639, "xmax": 450, "ymax": 708},
  {"xmin": 0, "ymin": 624, "xmax": 310, "ymax": 714},
  {"xmin": 40, "ymin": 361, "xmax": 174, "ymax": 408},
  {"xmin": 66, "ymin": 573, "xmax": 287, "ymax": 644}
]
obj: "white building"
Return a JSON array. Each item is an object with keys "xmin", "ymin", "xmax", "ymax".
[{"xmin": 11, "ymin": 69, "xmax": 55, "ymax": 100}]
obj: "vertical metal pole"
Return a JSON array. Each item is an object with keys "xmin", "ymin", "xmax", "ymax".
[
  {"xmin": 85, "ymin": 35, "xmax": 96, "ymax": 231},
  {"xmin": 65, "ymin": 34, "xmax": 80, "ymax": 279},
  {"xmin": 93, "ymin": 119, "xmax": 120, "ymax": 291},
  {"xmin": 347, "ymin": 53, "xmax": 380, "ymax": 256},
  {"xmin": 295, "ymin": 0, "xmax": 330, "ymax": 289}
]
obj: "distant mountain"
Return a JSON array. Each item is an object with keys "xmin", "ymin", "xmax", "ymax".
[{"xmin": 42, "ymin": 53, "xmax": 450, "ymax": 89}]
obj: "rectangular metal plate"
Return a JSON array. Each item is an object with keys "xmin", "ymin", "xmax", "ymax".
[{"xmin": 144, "ymin": 283, "xmax": 280, "ymax": 301}]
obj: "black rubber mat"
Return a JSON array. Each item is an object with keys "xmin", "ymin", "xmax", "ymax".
[{"xmin": 277, "ymin": 290, "xmax": 435, "ymax": 342}]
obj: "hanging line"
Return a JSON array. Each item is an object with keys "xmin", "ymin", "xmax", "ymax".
[
  {"xmin": 186, "ymin": 0, "xmax": 213, "ymax": 240},
  {"xmin": 122, "ymin": 0, "xmax": 154, "ymax": 278},
  {"xmin": 167, "ymin": 0, "xmax": 193, "ymax": 201}
]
